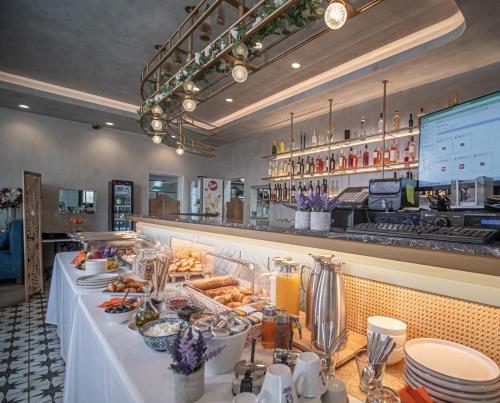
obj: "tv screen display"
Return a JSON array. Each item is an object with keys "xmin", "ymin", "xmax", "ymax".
[{"xmin": 418, "ymin": 91, "xmax": 500, "ymax": 188}]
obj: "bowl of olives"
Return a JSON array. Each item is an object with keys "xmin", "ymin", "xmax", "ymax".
[{"xmin": 104, "ymin": 304, "xmax": 136, "ymax": 324}]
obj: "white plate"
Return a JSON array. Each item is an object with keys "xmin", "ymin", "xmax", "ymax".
[
  {"xmin": 404, "ymin": 370, "xmax": 500, "ymax": 403},
  {"xmin": 77, "ymin": 273, "xmax": 119, "ymax": 283},
  {"xmin": 76, "ymin": 283, "xmax": 110, "ymax": 289},
  {"xmin": 404, "ymin": 338, "xmax": 500, "ymax": 383},
  {"xmin": 405, "ymin": 359, "xmax": 500, "ymax": 393},
  {"xmin": 405, "ymin": 365, "xmax": 500, "ymax": 399}
]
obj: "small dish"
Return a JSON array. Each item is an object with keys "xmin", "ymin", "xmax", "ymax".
[
  {"xmin": 139, "ymin": 318, "xmax": 188, "ymax": 352},
  {"xmin": 104, "ymin": 305, "xmax": 136, "ymax": 324}
]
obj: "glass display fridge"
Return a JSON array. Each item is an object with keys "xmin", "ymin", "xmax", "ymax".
[
  {"xmin": 190, "ymin": 177, "xmax": 224, "ymax": 222},
  {"xmin": 108, "ymin": 180, "xmax": 134, "ymax": 231}
]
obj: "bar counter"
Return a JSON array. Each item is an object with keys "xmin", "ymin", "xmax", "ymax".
[{"xmin": 129, "ymin": 215, "xmax": 500, "ymax": 277}]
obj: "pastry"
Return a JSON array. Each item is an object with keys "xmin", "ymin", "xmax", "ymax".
[
  {"xmin": 227, "ymin": 301, "xmax": 242, "ymax": 308},
  {"xmin": 241, "ymin": 296, "xmax": 254, "ymax": 305},
  {"xmin": 189, "ymin": 276, "xmax": 238, "ymax": 290},
  {"xmin": 213, "ymin": 295, "xmax": 229, "ymax": 304},
  {"xmin": 231, "ymin": 289, "xmax": 244, "ymax": 302},
  {"xmin": 204, "ymin": 286, "xmax": 239, "ymax": 298}
]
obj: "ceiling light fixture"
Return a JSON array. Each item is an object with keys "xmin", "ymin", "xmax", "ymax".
[
  {"xmin": 291, "ymin": 62, "xmax": 301, "ymax": 69},
  {"xmin": 152, "ymin": 134, "xmax": 163, "ymax": 144},
  {"xmin": 176, "ymin": 145, "xmax": 185, "ymax": 155},
  {"xmin": 233, "ymin": 42, "xmax": 249, "ymax": 59},
  {"xmin": 182, "ymin": 95, "xmax": 197, "ymax": 112},
  {"xmin": 254, "ymin": 42, "xmax": 263, "ymax": 49},
  {"xmin": 193, "ymin": 86, "xmax": 200, "ymax": 92},
  {"xmin": 105, "ymin": 122, "xmax": 114, "ymax": 126},
  {"xmin": 151, "ymin": 105, "xmax": 163, "ymax": 115},
  {"xmin": 184, "ymin": 81, "xmax": 196, "ymax": 92},
  {"xmin": 232, "ymin": 61, "xmax": 248, "ymax": 83},
  {"xmin": 18, "ymin": 104, "xmax": 30, "ymax": 109},
  {"xmin": 225, "ymin": 98, "xmax": 233, "ymax": 103},
  {"xmin": 325, "ymin": 0, "xmax": 348, "ymax": 30},
  {"xmin": 151, "ymin": 118, "xmax": 163, "ymax": 131}
]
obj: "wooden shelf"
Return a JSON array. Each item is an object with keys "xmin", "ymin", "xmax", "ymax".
[
  {"xmin": 262, "ymin": 127, "xmax": 419, "ymax": 160},
  {"xmin": 262, "ymin": 161, "xmax": 418, "ymax": 181}
]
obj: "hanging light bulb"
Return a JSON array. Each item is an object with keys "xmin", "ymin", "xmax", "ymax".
[
  {"xmin": 233, "ymin": 42, "xmax": 248, "ymax": 58},
  {"xmin": 151, "ymin": 105, "xmax": 163, "ymax": 115},
  {"xmin": 182, "ymin": 95, "xmax": 197, "ymax": 112},
  {"xmin": 216, "ymin": 3, "xmax": 225, "ymax": 25},
  {"xmin": 151, "ymin": 118, "xmax": 163, "ymax": 131},
  {"xmin": 176, "ymin": 145, "xmax": 185, "ymax": 155},
  {"xmin": 324, "ymin": 0, "xmax": 348, "ymax": 30},
  {"xmin": 232, "ymin": 61, "xmax": 248, "ymax": 83},
  {"xmin": 184, "ymin": 81, "xmax": 196, "ymax": 92},
  {"xmin": 152, "ymin": 134, "xmax": 162, "ymax": 144}
]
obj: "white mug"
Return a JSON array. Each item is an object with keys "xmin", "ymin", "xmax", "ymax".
[
  {"xmin": 258, "ymin": 364, "xmax": 299, "ymax": 403},
  {"xmin": 321, "ymin": 378, "xmax": 347, "ymax": 403},
  {"xmin": 293, "ymin": 352, "xmax": 327, "ymax": 398}
]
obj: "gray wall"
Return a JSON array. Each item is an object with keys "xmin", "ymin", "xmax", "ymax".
[
  {"xmin": 207, "ymin": 62, "xmax": 500, "ymax": 222},
  {"xmin": 0, "ymin": 108, "xmax": 211, "ymax": 232}
]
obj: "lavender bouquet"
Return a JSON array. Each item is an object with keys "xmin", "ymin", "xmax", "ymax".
[
  {"xmin": 308, "ymin": 192, "xmax": 342, "ymax": 212},
  {"xmin": 169, "ymin": 327, "xmax": 224, "ymax": 375},
  {"xmin": 0, "ymin": 188, "xmax": 22, "ymax": 209}
]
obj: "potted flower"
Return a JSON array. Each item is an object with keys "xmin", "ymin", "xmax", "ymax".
[
  {"xmin": 0, "ymin": 188, "xmax": 22, "ymax": 230},
  {"xmin": 293, "ymin": 191, "xmax": 311, "ymax": 229},
  {"xmin": 168, "ymin": 327, "xmax": 224, "ymax": 403},
  {"xmin": 308, "ymin": 193, "xmax": 341, "ymax": 231}
]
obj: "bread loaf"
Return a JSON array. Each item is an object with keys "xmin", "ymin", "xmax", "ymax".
[
  {"xmin": 204, "ymin": 286, "xmax": 239, "ymax": 298},
  {"xmin": 189, "ymin": 276, "xmax": 238, "ymax": 290}
]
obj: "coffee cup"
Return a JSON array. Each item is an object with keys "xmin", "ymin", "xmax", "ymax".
[
  {"xmin": 321, "ymin": 378, "xmax": 347, "ymax": 403},
  {"xmin": 233, "ymin": 392, "xmax": 258, "ymax": 403},
  {"xmin": 257, "ymin": 364, "xmax": 298, "ymax": 403},
  {"xmin": 293, "ymin": 352, "xmax": 327, "ymax": 398}
]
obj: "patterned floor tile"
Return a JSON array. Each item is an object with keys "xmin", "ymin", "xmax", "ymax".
[{"xmin": 0, "ymin": 277, "xmax": 65, "ymax": 403}]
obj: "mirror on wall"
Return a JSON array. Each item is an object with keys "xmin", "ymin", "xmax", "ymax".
[{"xmin": 58, "ymin": 189, "xmax": 96, "ymax": 214}]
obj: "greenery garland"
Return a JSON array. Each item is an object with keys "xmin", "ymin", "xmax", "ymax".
[{"xmin": 140, "ymin": 0, "xmax": 324, "ymax": 115}]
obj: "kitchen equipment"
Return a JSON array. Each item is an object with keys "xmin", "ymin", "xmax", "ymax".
[
  {"xmin": 273, "ymin": 309, "xmax": 302, "ymax": 368},
  {"xmin": 261, "ymin": 305, "xmax": 277, "ymax": 349},
  {"xmin": 258, "ymin": 364, "xmax": 298, "ymax": 403},
  {"xmin": 368, "ymin": 178, "xmax": 407, "ymax": 211},
  {"xmin": 303, "ymin": 254, "xmax": 334, "ymax": 331},
  {"xmin": 311, "ymin": 261, "xmax": 346, "ymax": 352},
  {"xmin": 367, "ymin": 316, "xmax": 407, "ymax": 365},
  {"xmin": 292, "ymin": 352, "xmax": 327, "ymax": 399},
  {"xmin": 232, "ymin": 340, "xmax": 267, "ymax": 396},
  {"xmin": 321, "ymin": 326, "xmax": 349, "ymax": 379},
  {"xmin": 355, "ymin": 348, "xmax": 386, "ymax": 393}
]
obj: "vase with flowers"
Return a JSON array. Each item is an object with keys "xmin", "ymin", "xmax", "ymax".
[
  {"xmin": 0, "ymin": 188, "xmax": 22, "ymax": 230},
  {"xmin": 168, "ymin": 327, "xmax": 224, "ymax": 403},
  {"xmin": 308, "ymin": 193, "xmax": 341, "ymax": 231},
  {"xmin": 292, "ymin": 191, "xmax": 311, "ymax": 229}
]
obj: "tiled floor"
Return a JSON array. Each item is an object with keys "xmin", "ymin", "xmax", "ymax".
[{"xmin": 0, "ymin": 286, "xmax": 64, "ymax": 403}]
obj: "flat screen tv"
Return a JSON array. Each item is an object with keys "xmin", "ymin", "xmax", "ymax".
[{"xmin": 418, "ymin": 90, "xmax": 500, "ymax": 189}]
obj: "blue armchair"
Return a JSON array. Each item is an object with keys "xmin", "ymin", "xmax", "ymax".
[{"xmin": 0, "ymin": 219, "xmax": 24, "ymax": 280}]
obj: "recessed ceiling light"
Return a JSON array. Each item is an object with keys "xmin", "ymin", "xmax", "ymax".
[
  {"xmin": 18, "ymin": 104, "xmax": 30, "ymax": 109},
  {"xmin": 291, "ymin": 62, "xmax": 301, "ymax": 69},
  {"xmin": 105, "ymin": 122, "xmax": 114, "ymax": 126},
  {"xmin": 254, "ymin": 42, "xmax": 263, "ymax": 49},
  {"xmin": 225, "ymin": 98, "xmax": 233, "ymax": 103}
]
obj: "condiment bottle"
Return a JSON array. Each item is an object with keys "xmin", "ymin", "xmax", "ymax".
[
  {"xmin": 135, "ymin": 284, "xmax": 159, "ymax": 328},
  {"xmin": 261, "ymin": 305, "xmax": 277, "ymax": 349},
  {"xmin": 275, "ymin": 309, "xmax": 292, "ymax": 350}
]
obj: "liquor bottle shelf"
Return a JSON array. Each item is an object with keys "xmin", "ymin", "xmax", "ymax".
[
  {"xmin": 262, "ymin": 127, "xmax": 419, "ymax": 160},
  {"xmin": 262, "ymin": 161, "xmax": 418, "ymax": 181}
]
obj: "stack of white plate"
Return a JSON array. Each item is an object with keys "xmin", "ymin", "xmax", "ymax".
[
  {"xmin": 404, "ymin": 338, "xmax": 500, "ymax": 403},
  {"xmin": 368, "ymin": 316, "xmax": 407, "ymax": 364},
  {"xmin": 76, "ymin": 273, "xmax": 119, "ymax": 289}
]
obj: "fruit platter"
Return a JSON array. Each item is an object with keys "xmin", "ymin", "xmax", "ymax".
[{"xmin": 71, "ymin": 247, "xmax": 120, "ymax": 271}]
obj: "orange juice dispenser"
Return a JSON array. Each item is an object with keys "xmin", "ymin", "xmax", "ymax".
[{"xmin": 275, "ymin": 260, "xmax": 301, "ymax": 315}]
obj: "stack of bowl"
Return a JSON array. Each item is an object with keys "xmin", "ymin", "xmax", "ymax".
[
  {"xmin": 404, "ymin": 338, "xmax": 500, "ymax": 402},
  {"xmin": 367, "ymin": 316, "xmax": 407, "ymax": 365}
]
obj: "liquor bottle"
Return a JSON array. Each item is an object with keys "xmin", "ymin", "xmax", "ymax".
[
  {"xmin": 317, "ymin": 156, "xmax": 324, "ymax": 173},
  {"xmin": 291, "ymin": 183, "xmax": 296, "ymax": 201},
  {"xmin": 272, "ymin": 140, "xmax": 277, "ymax": 155},
  {"xmin": 348, "ymin": 147, "xmax": 354, "ymax": 168},
  {"xmin": 322, "ymin": 178, "xmax": 328, "ymax": 194},
  {"xmin": 318, "ymin": 131, "xmax": 324, "ymax": 145},
  {"xmin": 308, "ymin": 181, "xmax": 314, "ymax": 196},
  {"xmin": 279, "ymin": 139, "xmax": 285, "ymax": 153},
  {"xmin": 453, "ymin": 92, "xmax": 459, "ymax": 105},
  {"xmin": 378, "ymin": 113, "xmax": 384, "ymax": 134},
  {"xmin": 291, "ymin": 137, "xmax": 295, "ymax": 151},
  {"xmin": 352, "ymin": 148, "xmax": 359, "ymax": 168},
  {"xmin": 291, "ymin": 159, "xmax": 296, "ymax": 176},
  {"xmin": 408, "ymin": 136, "xmax": 416, "ymax": 161},
  {"xmin": 325, "ymin": 155, "xmax": 330, "ymax": 172},
  {"xmin": 305, "ymin": 157, "xmax": 310, "ymax": 173},
  {"xmin": 389, "ymin": 140, "xmax": 399, "ymax": 163},
  {"xmin": 315, "ymin": 180, "xmax": 321, "ymax": 194},
  {"xmin": 344, "ymin": 129, "xmax": 350, "ymax": 141},
  {"xmin": 330, "ymin": 153, "xmax": 335, "ymax": 171},
  {"xmin": 403, "ymin": 141, "xmax": 410, "ymax": 162},
  {"xmin": 363, "ymin": 145, "xmax": 370, "ymax": 166},
  {"xmin": 408, "ymin": 113, "xmax": 414, "ymax": 133},
  {"xmin": 298, "ymin": 182, "xmax": 303, "ymax": 195},
  {"xmin": 300, "ymin": 158, "xmax": 305, "ymax": 174},
  {"xmin": 302, "ymin": 132, "xmax": 307, "ymax": 149},
  {"xmin": 339, "ymin": 149, "xmax": 347, "ymax": 170},
  {"xmin": 272, "ymin": 184, "xmax": 277, "ymax": 200},
  {"xmin": 311, "ymin": 130, "xmax": 317, "ymax": 147},
  {"xmin": 283, "ymin": 183, "xmax": 288, "ymax": 200},
  {"xmin": 417, "ymin": 107, "xmax": 425, "ymax": 126},
  {"xmin": 393, "ymin": 110, "xmax": 400, "ymax": 131},
  {"xmin": 360, "ymin": 116, "xmax": 367, "ymax": 140},
  {"xmin": 268, "ymin": 161, "xmax": 273, "ymax": 177},
  {"xmin": 383, "ymin": 145, "xmax": 391, "ymax": 164}
]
